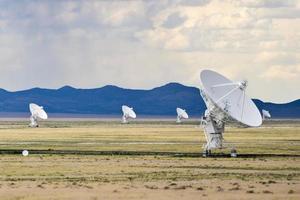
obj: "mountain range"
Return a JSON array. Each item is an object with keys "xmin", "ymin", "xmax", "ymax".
[{"xmin": 0, "ymin": 83, "xmax": 299, "ymax": 118}]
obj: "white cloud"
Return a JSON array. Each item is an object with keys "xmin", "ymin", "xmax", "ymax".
[
  {"xmin": 135, "ymin": 28, "xmax": 190, "ymax": 50},
  {"xmin": 260, "ymin": 65, "xmax": 300, "ymax": 80},
  {"xmin": 255, "ymin": 52, "xmax": 300, "ymax": 65},
  {"xmin": 78, "ymin": 1, "xmax": 146, "ymax": 27},
  {"xmin": 135, "ymin": 0, "xmax": 275, "ymax": 52},
  {"xmin": 237, "ymin": 0, "xmax": 297, "ymax": 8}
]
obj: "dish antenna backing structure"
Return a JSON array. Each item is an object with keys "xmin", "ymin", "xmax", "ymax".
[
  {"xmin": 199, "ymin": 70, "xmax": 262, "ymax": 157},
  {"xmin": 122, "ymin": 105, "xmax": 136, "ymax": 123},
  {"xmin": 176, "ymin": 108, "xmax": 189, "ymax": 123},
  {"xmin": 29, "ymin": 103, "xmax": 48, "ymax": 127},
  {"xmin": 262, "ymin": 109, "xmax": 271, "ymax": 120}
]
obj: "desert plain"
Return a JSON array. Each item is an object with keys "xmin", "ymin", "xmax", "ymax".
[{"xmin": 0, "ymin": 120, "xmax": 299, "ymax": 200}]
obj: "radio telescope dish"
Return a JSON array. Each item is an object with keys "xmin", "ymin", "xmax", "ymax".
[
  {"xmin": 122, "ymin": 105, "xmax": 136, "ymax": 123},
  {"xmin": 262, "ymin": 109, "xmax": 271, "ymax": 120},
  {"xmin": 29, "ymin": 103, "xmax": 48, "ymax": 127},
  {"xmin": 199, "ymin": 69, "xmax": 262, "ymax": 157},
  {"xmin": 176, "ymin": 108, "xmax": 189, "ymax": 123}
]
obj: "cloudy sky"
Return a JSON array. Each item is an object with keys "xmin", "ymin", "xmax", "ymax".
[{"xmin": 0, "ymin": 0, "xmax": 299, "ymax": 103}]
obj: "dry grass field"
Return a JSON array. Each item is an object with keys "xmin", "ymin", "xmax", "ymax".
[{"xmin": 0, "ymin": 120, "xmax": 299, "ymax": 199}]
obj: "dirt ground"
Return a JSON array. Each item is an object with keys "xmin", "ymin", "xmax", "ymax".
[
  {"xmin": 1, "ymin": 180, "xmax": 299, "ymax": 200},
  {"xmin": 0, "ymin": 155, "xmax": 299, "ymax": 200}
]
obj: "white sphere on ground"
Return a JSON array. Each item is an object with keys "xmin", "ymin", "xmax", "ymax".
[{"xmin": 22, "ymin": 150, "xmax": 29, "ymax": 156}]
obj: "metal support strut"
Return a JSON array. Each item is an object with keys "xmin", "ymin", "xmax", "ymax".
[
  {"xmin": 29, "ymin": 115, "xmax": 39, "ymax": 127},
  {"xmin": 201, "ymin": 110, "xmax": 237, "ymax": 157},
  {"xmin": 122, "ymin": 115, "xmax": 128, "ymax": 123}
]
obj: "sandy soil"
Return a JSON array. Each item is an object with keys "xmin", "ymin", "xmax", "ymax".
[
  {"xmin": 0, "ymin": 180, "xmax": 299, "ymax": 200},
  {"xmin": 0, "ymin": 155, "xmax": 299, "ymax": 200}
]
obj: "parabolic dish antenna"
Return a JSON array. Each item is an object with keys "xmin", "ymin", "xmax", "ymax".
[
  {"xmin": 199, "ymin": 69, "xmax": 262, "ymax": 157},
  {"xmin": 122, "ymin": 105, "xmax": 136, "ymax": 123},
  {"xmin": 29, "ymin": 103, "xmax": 48, "ymax": 127},
  {"xmin": 176, "ymin": 108, "xmax": 189, "ymax": 123},
  {"xmin": 262, "ymin": 109, "xmax": 271, "ymax": 120}
]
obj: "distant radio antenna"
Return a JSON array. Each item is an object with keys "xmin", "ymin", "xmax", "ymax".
[
  {"xmin": 262, "ymin": 109, "xmax": 271, "ymax": 120},
  {"xmin": 29, "ymin": 103, "xmax": 48, "ymax": 127},
  {"xmin": 121, "ymin": 105, "xmax": 136, "ymax": 123},
  {"xmin": 176, "ymin": 108, "xmax": 189, "ymax": 123}
]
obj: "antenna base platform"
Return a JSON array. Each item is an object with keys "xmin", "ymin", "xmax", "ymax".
[
  {"xmin": 29, "ymin": 116, "xmax": 38, "ymax": 128},
  {"xmin": 176, "ymin": 116, "xmax": 181, "ymax": 123},
  {"xmin": 201, "ymin": 111, "xmax": 237, "ymax": 157},
  {"xmin": 122, "ymin": 115, "xmax": 128, "ymax": 124}
]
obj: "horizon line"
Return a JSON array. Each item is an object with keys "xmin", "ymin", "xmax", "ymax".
[{"xmin": 0, "ymin": 82, "xmax": 298, "ymax": 104}]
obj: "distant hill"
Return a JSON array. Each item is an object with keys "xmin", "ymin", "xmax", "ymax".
[
  {"xmin": 0, "ymin": 83, "xmax": 298, "ymax": 118},
  {"xmin": 253, "ymin": 99, "xmax": 300, "ymax": 118}
]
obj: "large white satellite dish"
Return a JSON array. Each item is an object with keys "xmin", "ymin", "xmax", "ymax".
[
  {"xmin": 29, "ymin": 103, "xmax": 48, "ymax": 127},
  {"xmin": 176, "ymin": 108, "xmax": 189, "ymax": 123},
  {"xmin": 262, "ymin": 109, "xmax": 271, "ymax": 120},
  {"xmin": 122, "ymin": 105, "xmax": 136, "ymax": 123},
  {"xmin": 199, "ymin": 70, "xmax": 262, "ymax": 157}
]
